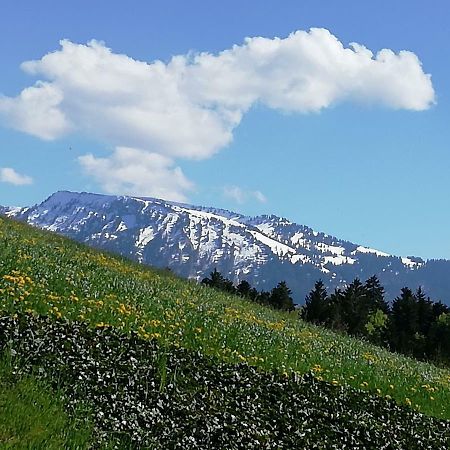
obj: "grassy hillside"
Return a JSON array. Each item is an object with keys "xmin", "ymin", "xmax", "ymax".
[
  {"xmin": 0, "ymin": 216, "xmax": 449, "ymax": 418},
  {"xmin": 0, "ymin": 355, "xmax": 93, "ymax": 448},
  {"xmin": 0, "ymin": 216, "xmax": 449, "ymax": 447}
]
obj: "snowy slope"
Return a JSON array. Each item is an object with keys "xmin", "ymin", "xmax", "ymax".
[{"xmin": 2, "ymin": 191, "xmax": 448, "ymax": 304}]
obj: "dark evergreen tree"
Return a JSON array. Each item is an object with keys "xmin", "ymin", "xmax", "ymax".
[
  {"xmin": 340, "ymin": 278, "xmax": 368, "ymax": 335},
  {"xmin": 415, "ymin": 287, "xmax": 433, "ymax": 332},
  {"xmin": 415, "ymin": 287, "xmax": 434, "ymax": 355},
  {"xmin": 301, "ymin": 280, "xmax": 329, "ymax": 324},
  {"xmin": 269, "ymin": 281, "xmax": 295, "ymax": 311},
  {"xmin": 428, "ymin": 313, "xmax": 450, "ymax": 363},
  {"xmin": 363, "ymin": 275, "xmax": 390, "ymax": 343},
  {"xmin": 256, "ymin": 290, "xmax": 271, "ymax": 306},
  {"xmin": 326, "ymin": 288, "xmax": 345, "ymax": 331},
  {"xmin": 431, "ymin": 301, "xmax": 449, "ymax": 321},
  {"xmin": 390, "ymin": 287, "xmax": 419, "ymax": 355},
  {"xmin": 248, "ymin": 287, "xmax": 259, "ymax": 302},
  {"xmin": 364, "ymin": 275, "xmax": 389, "ymax": 314},
  {"xmin": 236, "ymin": 280, "xmax": 252, "ymax": 298},
  {"xmin": 201, "ymin": 268, "xmax": 235, "ymax": 294}
]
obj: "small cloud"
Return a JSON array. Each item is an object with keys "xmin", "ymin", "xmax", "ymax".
[
  {"xmin": 78, "ymin": 146, "xmax": 194, "ymax": 202},
  {"xmin": 0, "ymin": 167, "xmax": 33, "ymax": 186},
  {"xmin": 253, "ymin": 190, "xmax": 267, "ymax": 203},
  {"xmin": 223, "ymin": 185, "xmax": 267, "ymax": 204}
]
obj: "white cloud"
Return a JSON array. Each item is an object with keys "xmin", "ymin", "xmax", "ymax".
[
  {"xmin": 0, "ymin": 82, "xmax": 71, "ymax": 140},
  {"xmin": 0, "ymin": 29, "xmax": 435, "ymax": 199},
  {"xmin": 253, "ymin": 190, "xmax": 267, "ymax": 203},
  {"xmin": 0, "ymin": 167, "xmax": 33, "ymax": 186},
  {"xmin": 223, "ymin": 185, "xmax": 267, "ymax": 204},
  {"xmin": 78, "ymin": 147, "xmax": 193, "ymax": 202}
]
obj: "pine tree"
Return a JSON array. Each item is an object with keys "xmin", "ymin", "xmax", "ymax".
[
  {"xmin": 362, "ymin": 275, "xmax": 390, "ymax": 342},
  {"xmin": 415, "ymin": 287, "xmax": 434, "ymax": 334},
  {"xmin": 340, "ymin": 278, "xmax": 367, "ymax": 335},
  {"xmin": 390, "ymin": 287, "xmax": 419, "ymax": 355},
  {"xmin": 428, "ymin": 313, "xmax": 450, "ymax": 363},
  {"xmin": 236, "ymin": 280, "xmax": 252, "ymax": 298},
  {"xmin": 327, "ymin": 288, "xmax": 345, "ymax": 331},
  {"xmin": 201, "ymin": 268, "xmax": 235, "ymax": 294},
  {"xmin": 301, "ymin": 280, "xmax": 328, "ymax": 324},
  {"xmin": 257, "ymin": 290, "xmax": 271, "ymax": 306},
  {"xmin": 269, "ymin": 281, "xmax": 295, "ymax": 311},
  {"xmin": 364, "ymin": 275, "xmax": 389, "ymax": 314}
]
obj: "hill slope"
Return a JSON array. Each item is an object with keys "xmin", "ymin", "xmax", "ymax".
[
  {"xmin": 0, "ymin": 215, "xmax": 449, "ymax": 447},
  {"xmin": 0, "ymin": 215, "xmax": 449, "ymax": 414},
  {"xmin": 3, "ymin": 190, "xmax": 450, "ymax": 304}
]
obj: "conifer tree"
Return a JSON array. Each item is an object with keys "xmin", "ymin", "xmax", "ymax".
[
  {"xmin": 301, "ymin": 280, "xmax": 328, "ymax": 324},
  {"xmin": 390, "ymin": 287, "xmax": 419, "ymax": 355},
  {"xmin": 201, "ymin": 268, "xmax": 235, "ymax": 294},
  {"xmin": 237, "ymin": 280, "xmax": 252, "ymax": 298},
  {"xmin": 415, "ymin": 287, "xmax": 433, "ymax": 335},
  {"xmin": 257, "ymin": 290, "xmax": 272, "ymax": 307},
  {"xmin": 327, "ymin": 288, "xmax": 345, "ymax": 331},
  {"xmin": 364, "ymin": 275, "xmax": 389, "ymax": 314},
  {"xmin": 270, "ymin": 281, "xmax": 295, "ymax": 311},
  {"xmin": 340, "ymin": 278, "xmax": 367, "ymax": 335},
  {"xmin": 428, "ymin": 313, "xmax": 450, "ymax": 363}
]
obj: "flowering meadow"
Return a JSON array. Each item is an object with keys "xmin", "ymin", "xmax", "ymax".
[{"xmin": 0, "ymin": 216, "xmax": 449, "ymax": 447}]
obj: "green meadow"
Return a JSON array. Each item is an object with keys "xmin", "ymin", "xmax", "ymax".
[
  {"xmin": 0, "ymin": 355, "xmax": 93, "ymax": 449},
  {"xmin": 0, "ymin": 215, "xmax": 449, "ymax": 422}
]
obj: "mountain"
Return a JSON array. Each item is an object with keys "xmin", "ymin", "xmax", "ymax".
[{"xmin": 2, "ymin": 190, "xmax": 450, "ymax": 304}]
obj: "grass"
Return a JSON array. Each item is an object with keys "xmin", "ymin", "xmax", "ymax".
[
  {"xmin": 0, "ymin": 355, "xmax": 93, "ymax": 449},
  {"xmin": 0, "ymin": 215, "xmax": 449, "ymax": 420},
  {"xmin": 2, "ymin": 314, "xmax": 448, "ymax": 449}
]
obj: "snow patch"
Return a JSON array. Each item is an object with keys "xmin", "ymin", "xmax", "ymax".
[
  {"xmin": 136, "ymin": 227, "xmax": 155, "ymax": 247},
  {"xmin": 316, "ymin": 243, "xmax": 345, "ymax": 255},
  {"xmin": 248, "ymin": 230, "xmax": 295, "ymax": 257},
  {"xmin": 291, "ymin": 254, "xmax": 311, "ymax": 264},
  {"xmin": 116, "ymin": 221, "xmax": 128, "ymax": 232},
  {"xmin": 3, "ymin": 206, "xmax": 23, "ymax": 217},
  {"xmin": 354, "ymin": 246, "xmax": 390, "ymax": 257},
  {"xmin": 255, "ymin": 223, "xmax": 275, "ymax": 237},
  {"xmin": 401, "ymin": 257, "xmax": 423, "ymax": 269},
  {"xmin": 324, "ymin": 255, "xmax": 356, "ymax": 266}
]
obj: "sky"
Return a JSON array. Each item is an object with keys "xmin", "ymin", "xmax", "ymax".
[{"xmin": 1, "ymin": 1, "xmax": 450, "ymax": 260}]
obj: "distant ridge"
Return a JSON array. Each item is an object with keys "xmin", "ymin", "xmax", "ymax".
[{"xmin": 2, "ymin": 190, "xmax": 449, "ymax": 304}]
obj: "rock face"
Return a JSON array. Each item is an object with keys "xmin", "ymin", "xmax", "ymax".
[{"xmin": 3, "ymin": 191, "xmax": 450, "ymax": 304}]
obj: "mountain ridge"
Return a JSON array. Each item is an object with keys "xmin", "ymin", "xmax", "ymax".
[{"xmin": 2, "ymin": 190, "xmax": 449, "ymax": 304}]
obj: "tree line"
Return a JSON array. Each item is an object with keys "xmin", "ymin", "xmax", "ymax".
[
  {"xmin": 302, "ymin": 276, "xmax": 450, "ymax": 365},
  {"xmin": 201, "ymin": 269, "xmax": 295, "ymax": 311},
  {"xmin": 201, "ymin": 269, "xmax": 450, "ymax": 365}
]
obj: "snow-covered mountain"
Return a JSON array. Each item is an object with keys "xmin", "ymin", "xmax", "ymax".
[{"xmin": 2, "ymin": 191, "xmax": 450, "ymax": 304}]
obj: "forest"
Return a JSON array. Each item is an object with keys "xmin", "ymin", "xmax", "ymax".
[{"xmin": 201, "ymin": 270, "xmax": 450, "ymax": 365}]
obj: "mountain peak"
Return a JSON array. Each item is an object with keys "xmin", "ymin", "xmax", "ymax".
[{"xmin": 3, "ymin": 191, "xmax": 448, "ymax": 304}]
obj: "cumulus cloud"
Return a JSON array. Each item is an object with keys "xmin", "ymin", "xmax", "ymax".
[
  {"xmin": 78, "ymin": 147, "xmax": 193, "ymax": 202},
  {"xmin": 223, "ymin": 185, "xmax": 267, "ymax": 204},
  {"xmin": 0, "ymin": 167, "xmax": 33, "ymax": 186},
  {"xmin": 0, "ymin": 29, "xmax": 435, "ymax": 200},
  {"xmin": 0, "ymin": 82, "xmax": 71, "ymax": 140}
]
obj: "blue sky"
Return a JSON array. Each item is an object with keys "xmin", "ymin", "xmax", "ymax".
[{"xmin": 1, "ymin": 1, "xmax": 450, "ymax": 259}]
